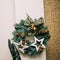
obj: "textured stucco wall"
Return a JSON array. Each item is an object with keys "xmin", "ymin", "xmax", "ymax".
[{"xmin": 44, "ymin": 0, "xmax": 60, "ymax": 60}]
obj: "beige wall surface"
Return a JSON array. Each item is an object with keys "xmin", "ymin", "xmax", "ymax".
[{"xmin": 44, "ymin": 0, "xmax": 60, "ymax": 60}]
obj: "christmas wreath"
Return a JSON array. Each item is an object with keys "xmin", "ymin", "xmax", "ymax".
[{"xmin": 8, "ymin": 14, "xmax": 50, "ymax": 60}]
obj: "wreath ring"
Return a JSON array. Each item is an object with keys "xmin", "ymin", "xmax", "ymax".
[{"xmin": 10, "ymin": 14, "xmax": 50, "ymax": 56}]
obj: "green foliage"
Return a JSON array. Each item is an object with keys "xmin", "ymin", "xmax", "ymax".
[
  {"xmin": 12, "ymin": 15, "xmax": 50, "ymax": 55},
  {"xmin": 24, "ymin": 46, "xmax": 37, "ymax": 55}
]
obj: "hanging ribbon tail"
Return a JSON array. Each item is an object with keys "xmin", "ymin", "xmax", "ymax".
[{"xmin": 8, "ymin": 39, "xmax": 21, "ymax": 60}]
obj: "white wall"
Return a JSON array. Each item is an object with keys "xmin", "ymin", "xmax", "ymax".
[
  {"xmin": 15, "ymin": 0, "xmax": 44, "ymax": 23},
  {"xmin": 0, "ymin": 0, "xmax": 46, "ymax": 60},
  {"xmin": 0, "ymin": 0, "xmax": 15, "ymax": 60}
]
